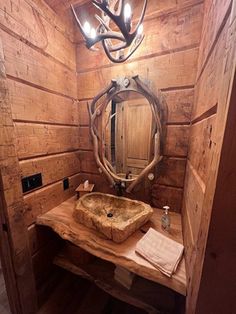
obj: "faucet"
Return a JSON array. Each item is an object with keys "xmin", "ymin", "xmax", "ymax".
[
  {"xmin": 114, "ymin": 181, "xmax": 126, "ymax": 196},
  {"xmin": 125, "ymin": 171, "xmax": 132, "ymax": 179}
]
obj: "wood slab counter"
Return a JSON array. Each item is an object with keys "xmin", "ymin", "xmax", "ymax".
[{"xmin": 36, "ymin": 196, "xmax": 186, "ymax": 296}]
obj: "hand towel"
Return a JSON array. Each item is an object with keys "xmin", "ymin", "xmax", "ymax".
[{"xmin": 135, "ymin": 228, "xmax": 184, "ymax": 277}]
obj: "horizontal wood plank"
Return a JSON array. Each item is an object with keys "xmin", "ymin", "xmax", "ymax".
[
  {"xmin": 77, "ymin": 48, "xmax": 199, "ymax": 99},
  {"xmin": 0, "ymin": 29, "xmax": 77, "ymax": 98},
  {"xmin": 80, "ymin": 150, "xmax": 187, "ymax": 189},
  {"xmin": 151, "ymin": 185, "xmax": 183, "ymax": 212},
  {"xmin": 164, "ymin": 125, "xmax": 189, "ymax": 157},
  {"xmin": 27, "ymin": 0, "xmax": 75, "ymax": 42},
  {"xmin": 20, "ymin": 151, "xmax": 81, "ymax": 187},
  {"xmin": 0, "ymin": 0, "xmax": 76, "ymax": 69},
  {"xmin": 8, "ymin": 79, "xmax": 79, "ymax": 126},
  {"xmin": 79, "ymin": 127, "xmax": 93, "ymax": 150},
  {"xmin": 79, "ymin": 89, "xmax": 194, "ymax": 126},
  {"xmin": 76, "ymin": 4, "xmax": 203, "ymax": 72},
  {"xmin": 155, "ymin": 157, "xmax": 187, "ymax": 188},
  {"xmin": 79, "ymin": 150, "xmax": 98, "ymax": 174},
  {"xmin": 79, "ymin": 125, "xmax": 189, "ymax": 157},
  {"xmin": 15, "ymin": 122, "xmax": 80, "ymax": 159},
  {"xmin": 24, "ymin": 173, "xmax": 81, "ymax": 226}
]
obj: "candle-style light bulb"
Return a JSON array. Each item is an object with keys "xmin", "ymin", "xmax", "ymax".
[
  {"xmin": 137, "ymin": 24, "xmax": 143, "ymax": 35},
  {"xmin": 83, "ymin": 21, "xmax": 91, "ymax": 35},
  {"xmin": 124, "ymin": 3, "xmax": 132, "ymax": 21},
  {"xmin": 90, "ymin": 28, "xmax": 96, "ymax": 39},
  {"xmin": 124, "ymin": 3, "xmax": 132, "ymax": 32}
]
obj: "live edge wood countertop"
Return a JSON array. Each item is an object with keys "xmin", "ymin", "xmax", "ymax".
[{"xmin": 36, "ymin": 196, "xmax": 186, "ymax": 295}]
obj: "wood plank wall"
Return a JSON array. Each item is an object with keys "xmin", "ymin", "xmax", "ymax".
[
  {"xmin": 182, "ymin": 0, "xmax": 235, "ymax": 312},
  {"xmin": 0, "ymin": 0, "xmax": 80, "ymax": 309},
  {"xmin": 0, "ymin": 39, "xmax": 37, "ymax": 314},
  {"xmin": 76, "ymin": 0, "xmax": 204, "ymax": 212}
]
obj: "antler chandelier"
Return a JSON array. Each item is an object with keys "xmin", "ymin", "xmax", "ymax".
[{"xmin": 71, "ymin": 0, "xmax": 147, "ymax": 63}]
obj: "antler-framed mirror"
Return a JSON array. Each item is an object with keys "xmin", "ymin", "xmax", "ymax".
[{"xmin": 88, "ymin": 75, "xmax": 167, "ymax": 193}]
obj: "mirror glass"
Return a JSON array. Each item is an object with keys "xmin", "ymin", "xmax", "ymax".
[{"xmin": 103, "ymin": 91, "xmax": 154, "ymax": 180}]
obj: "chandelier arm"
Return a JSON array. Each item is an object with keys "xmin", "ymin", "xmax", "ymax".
[
  {"xmin": 95, "ymin": 14, "xmax": 112, "ymax": 32},
  {"xmin": 117, "ymin": 0, "xmax": 125, "ymax": 17},
  {"xmin": 92, "ymin": 0, "xmax": 129, "ymax": 38},
  {"xmin": 132, "ymin": 0, "xmax": 148, "ymax": 34},
  {"xmin": 102, "ymin": 35, "xmax": 144, "ymax": 63},
  {"xmin": 85, "ymin": 31, "xmax": 126, "ymax": 49}
]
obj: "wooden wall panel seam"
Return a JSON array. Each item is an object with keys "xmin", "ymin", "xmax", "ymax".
[
  {"xmin": 191, "ymin": 104, "xmax": 218, "ymax": 124},
  {"xmin": 14, "ymin": 120, "xmax": 79, "ymax": 128},
  {"xmin": 7, "ymin": 76, "xmax": 77, "ymax": 101},
  {"xmin": 77, "ymin": 85, "xmax": 195, "ymax": 102},
  {"xmin": 190, "ymin": 112, "xmax": 217, "ymax": 127},
  {"xmin": 18, "ymin": 150, "xmax": 81, "ymax": 162},
  {"xmin": 76, "ymin": 44, "xmax": 200, "ymax": 74}
]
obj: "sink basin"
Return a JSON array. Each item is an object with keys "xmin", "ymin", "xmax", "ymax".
[{"xmin": 74, "ymin": 192, "xmax": 153, "ymax": 243}]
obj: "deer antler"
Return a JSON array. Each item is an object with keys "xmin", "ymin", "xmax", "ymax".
[{"xmin": 72, "ymin": 0, "xmax": 147, "ymax": 63}]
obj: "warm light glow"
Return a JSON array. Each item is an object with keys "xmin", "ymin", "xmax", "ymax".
[
  {"xmin": 137, "ymin": 24, "xmax": 143, "ymax": 35},
  {"xmin": 124, "ymin": 3, "xmax": 132, "ymax": 20},
  {"xmin": 90, "ymin": 28, "xmax": 96, "ymax": 39},
  {"xmin": 83, "ymin": 21, "xmax": 91, "ymax": 35}
]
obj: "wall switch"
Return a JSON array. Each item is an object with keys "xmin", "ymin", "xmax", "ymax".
[
  {"xmin": 63, "ymin": 178, "xmax": 69, "ymax": 190},
  {"xmin": 21, "ymin": 173, "xmax": 42, "ymax": 193}
]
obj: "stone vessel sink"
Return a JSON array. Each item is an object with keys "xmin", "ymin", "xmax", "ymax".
[{"xmin": 74, "ymin": 192, "xmax": 153, "ymax": 243}]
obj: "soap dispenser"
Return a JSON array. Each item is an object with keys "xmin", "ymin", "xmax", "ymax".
[{"xmin": 161, "ymin": 206, "xmax": 171, "ymax": 231}]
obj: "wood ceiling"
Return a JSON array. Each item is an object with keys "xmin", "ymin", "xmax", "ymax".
[{"xmin": 44, "ymin": 0, "xmax": 89, "ymax": 13}]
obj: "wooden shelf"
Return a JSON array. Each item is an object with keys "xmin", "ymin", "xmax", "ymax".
[
  {"xmin": 54, "ymin": 250, "xmax": 177, "ymax": 314},
  {"xmin": 36, "ymin": 196, "xmax": 186, "ymax": 296}
]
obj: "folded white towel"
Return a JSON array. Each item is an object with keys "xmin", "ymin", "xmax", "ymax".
[{"xmin": 135, "ymin": 228, "xmax": 184, "ymax": 277}]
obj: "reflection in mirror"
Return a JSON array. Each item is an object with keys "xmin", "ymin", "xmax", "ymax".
[
  {"xmin": 104, "ymin": 91, "xmax": 153, "ymax": 180},
  {"xmin": 88, "ymin": 76, "xmax": 167, "ymax": 193}
]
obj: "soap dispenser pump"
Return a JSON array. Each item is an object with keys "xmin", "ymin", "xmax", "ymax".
[{"xmin": 161, "ymin": 206, "xmax": 171, "ymax": 231}]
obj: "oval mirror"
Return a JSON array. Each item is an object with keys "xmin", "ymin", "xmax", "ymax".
[{"xmin": 88, "ymin": 75, "xmax": 167, "ymax": 193}]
